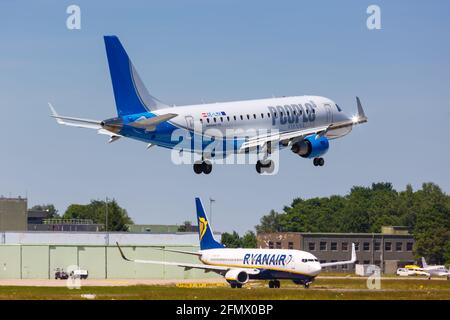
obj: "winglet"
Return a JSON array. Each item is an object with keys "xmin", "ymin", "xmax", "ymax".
[
  {"xmin": 48, "ymin": 103, "xmax": 64, "ymax": 125},
  {"xmin": 356, "ymin": 97, "xmax": 368, "ymax": 122},
  {"xmin": 116, "ymin": 242, "xmax": 132, "ymax": 262}
]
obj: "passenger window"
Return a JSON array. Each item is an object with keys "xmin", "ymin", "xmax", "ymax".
[
  {"xmin": 247, "ymin": 115, "xmax": 250, "ymax": 120},
  {"xmin": 213, "ymin": 118, "xmax": 217, "ymax": 123},
  {"xmin": 253, "ymin": 114, "xmax": 256, "ymax": 119},
  {"xmin": 220, "ymin": 117, "xmax": 223, "ymax": 122},
  {"xmin": 227, "ymin": 116, "xmax": 230, "ymax": 121},
  {"xmin": 240, "ymin": 115, "xmax": 243, "ymax": 120},
  {"xmin": 261, "ymin": 113, "xmax": 264, "ymax": 118},
  {"xmin": 267, "ymin": 113, "xmax": 271, "ymax": 118},
  {"xmin": 207, "ymin": 118, "xmax": 210, "ymax": 123},
  {"xmin": 233, "ymin": 116, "xmax": 236, "ymax": 121}
]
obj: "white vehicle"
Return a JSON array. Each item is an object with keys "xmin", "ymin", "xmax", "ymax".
[
  {"xmin": 51, "ymin": 35, "xmax": 368, "ymax": 174},
  {"xmin": 396, "ymin": 268, "xmax": 425, "ymax": 277},
  {"xmin": 117, "ymin": 198, "xmax": 356, "ymax": 289},
  {"xmin": 70, "ymin": 269, "xmax": 89, "ymax": 280}
]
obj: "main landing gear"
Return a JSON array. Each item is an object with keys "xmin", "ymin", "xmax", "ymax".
[
  {"xmin": 229, "ymin": 282, "xmax": 243, "ymax": 289},
  {"xmin": 256, "ymin": 160, "xmax": 275, "ymax": 174},
  {"xmin": 193, "ymin": 161, "xmax": 212, "ymax": 175},
  {"xmin": 313, "ymin": 157, "xmax": 325, "ymax": 167},
  {"xmin": 268, "ymin": 280, "xmax": 281, "ymax": 288}
]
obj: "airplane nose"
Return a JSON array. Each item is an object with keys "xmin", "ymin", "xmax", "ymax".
[{"xmin": 312, "ymin": 263, "xmax": 322, "ymax": 276}]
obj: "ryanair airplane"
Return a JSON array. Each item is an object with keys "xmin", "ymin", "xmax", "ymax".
[
  {"xmin": 117, "ymin": 198, "xmax": 356, "ymax": 289},
  {"xmin": 50, "ymin": 35, "xmax": 368, "ymax": 174}
]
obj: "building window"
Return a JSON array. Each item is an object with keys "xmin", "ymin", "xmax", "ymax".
[
  {"xmin": 396, "ymin": 242, "xmax": 403, "ymax": 251},
  {"xmin": 363, "ymin": 260, "xmax": 370, "ymax": 265},
  {"xmin": 406, "ymin": 242, "xmax": 413, "ymax": 251},
  {"xmin": 308, "ymin": 242, "xmax": 316, "ymax": 251},
  {"xmin": 268, "ymin": 241, "xmax": 274, "ymax": 249},
  {"xmin": 355, "ymin": 242, "xmax": 360, "ymax": 251},
  {"xmin": 276, "ymin": 242, "xmax": 282, "ymax": 249},
  {"xmin": 374, "ymin": 242, "xmax": 381, "ymax": 251},
  {"xmin": 363, "ymin": 242, "xmax": 370, "ymax": 251},
  {"xmin": 341, "ymin": 242, "xmax": 348, "ymax": 251},
  {"xmin": 331, "ymin": 260, "xmax": 337, "ymax": 269},
  {"xmin": 288, "ymin": 242, "xmax": 294, "ymax": 249},
  {"xmin": 331, "ymin": 242, "xmax": 337, "ymax": 251},
  {"xmin": 342, "ymin": 264, "xmax": 348, "ymax": 270},
  {"xmin": 320, "ymin": 241, "xmax": 327, "ymax": 251},
  {"xmin": 374, "ymin": 260, "xmax": 381, "ymax": 266},
  {"xmin": 320, "ymin": 260, "xmax": 326, "ymax": 264},
  {"xmin": 385, "ymin": 242, "xmax": 392, "ymax": 251}
]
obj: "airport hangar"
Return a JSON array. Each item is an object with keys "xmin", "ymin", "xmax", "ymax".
[{"xmin": 1, "ymin": 197, "xmax": 415, "ymax": 279}]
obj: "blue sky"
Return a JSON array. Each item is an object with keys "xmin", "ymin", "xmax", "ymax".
[{"xmin": 1, "ymin": 1, "xmax": 449, "ymax": 233}]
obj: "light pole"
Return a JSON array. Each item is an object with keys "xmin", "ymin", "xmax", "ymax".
[
  {"xmin": 209, "ymin": 197, "xmax": 216, "ymax": 226},
  {"xmin": 105, "ymin": 197, "xmax": 109, "ymax": 233}
]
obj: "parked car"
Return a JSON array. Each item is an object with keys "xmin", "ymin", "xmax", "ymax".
[
  {"xmin": 396, "ymin": 268, "xmax": 418, "ymax": 276},
  {"xmin": 54, "ymin": 268, "xmax": 69, "ymax": 280}
]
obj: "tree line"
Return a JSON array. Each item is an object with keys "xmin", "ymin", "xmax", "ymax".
[{"xmin": 248, "ymin": 182, "xmax": 449, "ymax": 264}]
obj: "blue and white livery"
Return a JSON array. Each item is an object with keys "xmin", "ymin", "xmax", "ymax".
[
  {"xmin": 50, "ymin": 35, "xmax": 368, "ymax": 174},
  {"xmin": 117, "ymin": 198, "xmax": 356, "ymax": 289}
]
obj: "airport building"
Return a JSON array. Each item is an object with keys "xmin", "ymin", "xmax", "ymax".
[
  {"xmin": 0, "ymin": 197, "xmax": 28, "ymax": 231},
  {"xmin": 0, "ymin": 231, "xmax": 221, "ymax": 280},
  {"xmin": 257, "ymin": 226, "xmax": 415, "ymax": 274}
]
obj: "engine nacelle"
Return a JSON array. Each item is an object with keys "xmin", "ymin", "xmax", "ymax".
[
  {"xmin": 225, "ymin": 269, "xmax": 249, "ymax": 284},
  {"xmin": 291, "ymin": 135, "xmax": 329, "ymax": 158}
]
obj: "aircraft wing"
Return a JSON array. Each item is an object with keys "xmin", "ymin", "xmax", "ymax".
[
  {"xmin": 151, "ymin": 247, "xmax": 202, "ymax": 257},
  {"xmin": 117, "ymin": 243, "xmax": 260, "ymax": 274},
  {"xmin": 321, "ymin": 243, "xmax": 357, "ymax": 268},
  {"xmin": 239, "ymin": 125, "xmax": 330, "ymax": 151}
]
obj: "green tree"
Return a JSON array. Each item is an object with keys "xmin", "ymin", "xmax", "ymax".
[
  {"xmin": 221, "ymin": 231, "xmax": 242, "ymax": 248},
  {"xmin": 30, "ymin": 204, "xmax": 59, "ymax": 218},
  {"xmin": 241, "ymin": 231, "xmax": 257, "ymax": 248},
  {"xmin": 63, "ymin": 199, "xmax": 133, "ymax": 231}
]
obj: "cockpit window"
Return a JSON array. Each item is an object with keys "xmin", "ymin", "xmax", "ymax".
[{"xmin": 336, "ymin": 104, "xmax": 342, "ymax": 112}]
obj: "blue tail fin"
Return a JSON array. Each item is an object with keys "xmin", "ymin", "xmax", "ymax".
[
  {"xmin": 103, "ymin": 36, "xmax": 167, "ymax": 116},
  {"xmin": 195, "ymin": 198, "xmax": 224, "ymax": 250}
]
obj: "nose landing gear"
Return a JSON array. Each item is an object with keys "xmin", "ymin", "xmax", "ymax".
[
  {"xmin": 256, "ymin": 160, "xmax": 275, "ymax": 174},
  {"xmin": 268, "ymin": 280, "xmax": 281, "ymax": 288}
]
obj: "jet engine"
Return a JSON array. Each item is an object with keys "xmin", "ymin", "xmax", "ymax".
[
  {"xmin": 225, "ymin": 269, "xmax": 249, "ymax": 284},
  {"xmin": 291, "ymin": 135, "xmax": 329, "ymax": 158}
]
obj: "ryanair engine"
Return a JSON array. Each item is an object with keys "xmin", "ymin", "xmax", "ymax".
[
  {"xmin": 291, "ymin": 135, "xmax": 329, "ymax": 158},
  {"xmin": 225, "ymin": 269, "xmax": 249, "ymax": 284}
]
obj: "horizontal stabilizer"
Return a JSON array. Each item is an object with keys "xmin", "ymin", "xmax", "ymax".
[{"xmin": 129, "ymin": 113, "xmax": 177, "ymax": 131}]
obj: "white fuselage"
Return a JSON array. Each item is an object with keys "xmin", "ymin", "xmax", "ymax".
[
  {"xmin": 199, "ymin": 248, "xmax": 322, "ymax": 279},
  {"xmin": 154, "ymin": 95, "xmax": 352, "ymax": 140}
]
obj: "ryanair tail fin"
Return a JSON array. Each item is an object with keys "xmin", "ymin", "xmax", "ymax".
[
  {"xmin": 103, "ymin": 36, "xmax": 168, "ymax": 117},
  {"xmin": 195, "ymin": 198, "xmax": 224, "ymax": 250}
]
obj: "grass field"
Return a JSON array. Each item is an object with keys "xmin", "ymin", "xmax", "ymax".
[{"xmin": 0, "ymin": 278, "xmax": 449, "ymax": 300}]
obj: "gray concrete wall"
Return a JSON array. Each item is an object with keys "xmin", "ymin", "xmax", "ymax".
[{"xmin": 0, "ymin": 244, "xmax": 219, "ymax": 280}]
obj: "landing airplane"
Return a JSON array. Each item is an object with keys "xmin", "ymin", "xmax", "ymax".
[
  {"xmin": 50, "ymin": 35, "xmax": 368, "ymax": 174},
  {"xmin": 116, "ymin": 197, "xmax": 356, "ymax": 289}
]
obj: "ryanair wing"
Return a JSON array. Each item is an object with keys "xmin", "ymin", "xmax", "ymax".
[
  {"xmin": 151, "ymin": 246, "xmax": 202, "ymax": 257},
  {"xmin": 117, "ymin": 243, "xmax": 260, "ymax": 274},
  {"xmin": 321, "ymin": 243, "xmax": 357, "ymax": 268},
  {"xmin": 240, "ymin": 97, "xmax": 367, "ymax": 152}
]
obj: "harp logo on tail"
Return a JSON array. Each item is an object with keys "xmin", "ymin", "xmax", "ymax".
[{"xmin": 199, "ymin": 217, "xmax": 208, "ymax": 240}]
